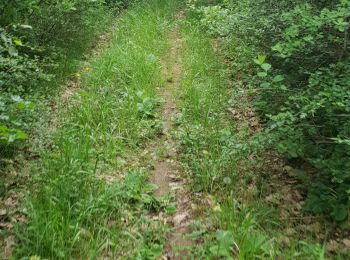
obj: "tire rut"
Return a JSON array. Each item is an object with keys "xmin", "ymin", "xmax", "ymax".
[{"xmin": 148, "ymin": 11, "xmax": 192, "ymax": 259}]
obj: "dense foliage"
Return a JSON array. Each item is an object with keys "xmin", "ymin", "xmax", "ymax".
[
  {"xmin": 0, "ymin": 0, "xmax": 134, "ymax": 145},
  {"xmin": 192, "ymin": 0, "xmax": 350, "ymax": 221}
]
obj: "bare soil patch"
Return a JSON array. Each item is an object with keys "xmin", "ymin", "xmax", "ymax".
[{"xmin": 147, "ymin": 11, "xmax": 193, "ymax": 259}]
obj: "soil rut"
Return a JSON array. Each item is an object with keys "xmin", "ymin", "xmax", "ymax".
[{"xmin": 148, "ymin": 12, "xmax": 192, "ymax": 259}]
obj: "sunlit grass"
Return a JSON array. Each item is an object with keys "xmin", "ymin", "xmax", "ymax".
[{"xmin": 15, "ymin": 1, "xmax": 181, "ymax": 258}]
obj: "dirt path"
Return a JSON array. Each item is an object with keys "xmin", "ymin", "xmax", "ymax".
[{"xmin": 148, "ymin": 12, "xmax": 192, "ymax": 259}]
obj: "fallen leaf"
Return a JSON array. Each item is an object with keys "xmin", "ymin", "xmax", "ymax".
[
  {"xmin": 4, "ymin": 235, "xmax": 15, "ymax": 259},
  {"xmin": 280, "ymin": 236, "xmax": 290, "ymax": 245},
  {"xmin": 326, "ymin": 240, "xmax": 340, "ymax": 252},
  {"xmin": 173, "ymin": 212, "xmax": 189, "ymax": 224},
  {"xmin": 0, "ymin": 222, "xmax": 14, "ymax": 229},
  {"xmin": 342, "ymin": 238, "xmax": 350, "ymax": 248}
]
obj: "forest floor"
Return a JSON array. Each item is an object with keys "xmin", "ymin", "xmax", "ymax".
[{"xmin": 1, "ymin": 0, "xmax": 349, "ymax": 259}]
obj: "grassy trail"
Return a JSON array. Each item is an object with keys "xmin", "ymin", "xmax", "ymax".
[
  {"xmin": 6, "ymin": 0, "xmax": 331, "ymax": 259},
  {"xmin": 14, "ymin": 1, "xmax": 183, "ymax": 258}
]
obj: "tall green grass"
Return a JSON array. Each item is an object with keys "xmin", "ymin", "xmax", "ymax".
[
  {"xmin": 15, "ymin": 1, "xmax": 181, "ymax": 258},
  {"xmin": 175, "ymin": 13, "xmax": 326, "ymax": 259},
  {"xmin": 175, "ymin": 19, "xmax": 234, "ymax": 193}
]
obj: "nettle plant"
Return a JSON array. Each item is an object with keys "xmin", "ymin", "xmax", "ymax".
[
  {"xmin": 0, "ymin": 28, "xmax": 39, "ymax": 145},
  {"xmin": 199, "ymin": 5, "xmax": 231, "ymax": 37},
  {"xmin": 254, "ymin": 51, "xmax": 350, "ymax": 221},
  {"xmin": 0, "ymin": 95, "xmax": 34, "ymax": 144},
  {"xmin": 135, "ymin": 91, "xmax": 159, "ymax": 119},
  {"xmin": 249, "ymin": 0, "xmax": 350, "ymax": 222}
]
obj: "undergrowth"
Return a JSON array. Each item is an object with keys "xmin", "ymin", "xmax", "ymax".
[
  {"xmin": 173, "ymin": 8, "xmax": 344, "ymax": 259},
  {"xmin": 192, "ymin": 0, "xmax": 350, "ymax": 223}
]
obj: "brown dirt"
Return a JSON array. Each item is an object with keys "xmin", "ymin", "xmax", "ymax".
[{"xmin": 148, "ymin": 12, "xmax": 193, "ymax": 259}]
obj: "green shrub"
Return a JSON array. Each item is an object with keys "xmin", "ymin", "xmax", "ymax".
[{"xmin": 193, "ymin": 0, "xmax": 350, "ymax": 221}]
